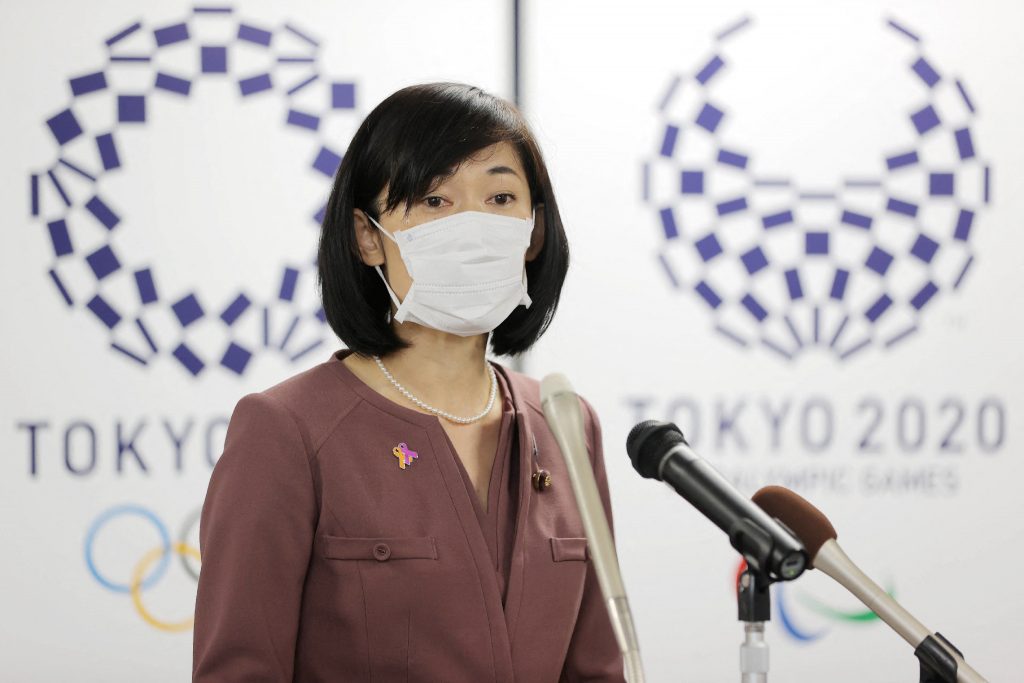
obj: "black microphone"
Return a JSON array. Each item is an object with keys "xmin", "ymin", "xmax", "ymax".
[{"xmin": 626, "ymin": 419, "xmax": 806, "ymax": 581}]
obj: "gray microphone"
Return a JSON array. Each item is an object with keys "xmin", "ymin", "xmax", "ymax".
[
  {"xmin": 753, "ymin": 485, "xmax": 988, "ymax": 683},
  {"xmin": 540, "ymin": 373, "xmax": 645, "ymax": 683}
]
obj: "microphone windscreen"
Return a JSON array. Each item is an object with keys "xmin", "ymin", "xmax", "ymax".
[
  {"xmin": 751, "ymin": 485, "xmax": 837, "ymax": 563},
  {"xmin": 625, "ymin": 420, "xmax": 687, "ymax": 480}
]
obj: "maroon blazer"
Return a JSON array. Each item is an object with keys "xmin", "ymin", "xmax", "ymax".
[{"xmin": 193, "ymin": 348, "xmax": 626, "ymax": 682}]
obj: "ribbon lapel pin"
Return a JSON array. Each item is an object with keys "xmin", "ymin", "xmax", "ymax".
[{"xmin": 393, "ymin": 442, "xmax": 419, "ymax": 470}]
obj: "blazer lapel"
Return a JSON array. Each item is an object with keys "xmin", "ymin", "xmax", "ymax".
[
  {"xmin": 423, "ymin": 362, "xmax": 539, "ymax": 681},
  {"xmin": 498, "ymin": 367, "xmax": 537, "ymax": 646},
  {"xmin": 424, "ymin": 400, "xmax": 518, "ymax": 682}
]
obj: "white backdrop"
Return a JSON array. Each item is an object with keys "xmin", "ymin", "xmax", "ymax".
[
  {"xmin": 523, "ymin": 1, "xmax": 1021, "ymax": 681},
  {"xmin": 1, "ymin": 1, "xmax": 509, "ymax": 680},
  {"xmin": 2, "ymin": 0, "xmax": 1021, "ymax": 681}
]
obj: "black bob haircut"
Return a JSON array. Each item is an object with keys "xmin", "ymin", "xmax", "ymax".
[{"xmin": 317, "ymin": 82, "xmax": 569, "ymax": 358}]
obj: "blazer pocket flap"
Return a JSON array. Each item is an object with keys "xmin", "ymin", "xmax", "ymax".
[
  {"xmin": 550, "ymin": 536, "xmax": 589, "ymax": 562},
  {"xmin": 322, "ymin": 535, "xmax": 438, "ymax": 561}
]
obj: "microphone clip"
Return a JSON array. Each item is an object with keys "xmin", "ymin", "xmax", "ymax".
[
  {"xmin": 736, "ymin": 561, "xmax": 772, "ymax": 623},
  {"xmin": 915, "ymin": 632, "xmax": 962, "ymax": 683}
]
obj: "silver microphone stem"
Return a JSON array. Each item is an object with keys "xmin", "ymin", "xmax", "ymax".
[
  {"xmin": 740, "ymin": 622, "xmax": 768, "ymax": 683},
  {"xmin": 541, "ymin": 373, "xmax": 645, "ymax": 683},
  {"xmin": 815, "ymin": 539, "xmax": 987, "ymax": 683}
]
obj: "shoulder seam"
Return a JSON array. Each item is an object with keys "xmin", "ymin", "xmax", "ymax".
[
  {"xmin": 313, "ymin": 395, "xmax": 364, "ymax": 454},
  {"xmin": 256, "ymin": 392, "xmax": 319, "ymax": 513}
]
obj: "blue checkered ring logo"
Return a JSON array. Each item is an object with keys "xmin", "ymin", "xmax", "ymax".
[
  {"xmin": 28, "ymin": 6, "xmax": 360, "ymax": 377},
  {"xmin": 641, "ymin": 16, "xmax": 991, "ymax": 361}
]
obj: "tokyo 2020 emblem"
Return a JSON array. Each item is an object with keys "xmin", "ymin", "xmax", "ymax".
[
  {"xmin": 641, "ymin": 16, "xmax": 991, "ymax": 361},
  {"xmin": 28, "ymin": 6, "xmax": 361, "ymax": 377}
]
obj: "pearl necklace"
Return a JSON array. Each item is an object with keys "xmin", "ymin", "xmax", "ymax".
[{"xmin": 373, "ymin": 355, "xmax": 497, "ymax": 424}]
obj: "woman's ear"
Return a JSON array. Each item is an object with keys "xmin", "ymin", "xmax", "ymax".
[
  {"xmin": 525, "ymin": 203, "xmax": 546, "ymax": 262},
  {"xmin": 353, "ymin": 209, "xmax": 386, "ymax": 266}
]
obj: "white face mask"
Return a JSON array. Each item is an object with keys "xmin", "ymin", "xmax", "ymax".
[{"xmin": 368, "ymin": 209, "xmax": 535, "ymax": 336}]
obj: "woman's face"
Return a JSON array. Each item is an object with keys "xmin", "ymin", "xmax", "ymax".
[{"xmin": 353, "ymin": 140, "xmax": 546, "ymax": 304}]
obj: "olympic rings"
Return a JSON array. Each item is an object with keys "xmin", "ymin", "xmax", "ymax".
[
  {"xmin": 130, "ymin": 541, "xmax": 202, "ymax": 633},
  {"xmin": 177, "ymin": 507, "xmax": 202, "ymax": 582},
  {"xmin": 84, "ymin": 503, "xmax": 203, "ymax": 631},
  {"xmin": 84, "ymin": 504, "xmax": 172, "ymax": 593}
]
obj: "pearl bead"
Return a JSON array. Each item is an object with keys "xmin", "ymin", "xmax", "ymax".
[{"xmin": 373, "ymin": 355, "xmax": 496, "ymax": 424}]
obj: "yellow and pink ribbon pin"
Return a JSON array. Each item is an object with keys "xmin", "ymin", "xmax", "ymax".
[{"xmin": 392, "ymin": 442, "xmax": 418, "ymax": 469}]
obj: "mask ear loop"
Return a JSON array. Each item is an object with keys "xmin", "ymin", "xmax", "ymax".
[
  {"xmin": 519, "ymin": 206, "xmax": 536, "ymax": 308},
  {"xmin": 367, "ymin": 214, "xmax": 412, "ymax": 322}
]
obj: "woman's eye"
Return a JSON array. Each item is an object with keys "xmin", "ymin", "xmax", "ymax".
[
  {"xmin": 493, "ymin": 193, "xmax": 515, "ymax": 205},
  {"xmin": 424, "ymin": 196, "xmax": 445, "ymax": 208}
]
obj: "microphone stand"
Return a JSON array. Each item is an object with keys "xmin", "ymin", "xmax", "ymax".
[{"xmin": 737, "ymin": 564, "xmax": 772, "ymax": 683}]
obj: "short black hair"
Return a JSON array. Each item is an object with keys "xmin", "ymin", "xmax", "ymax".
[{"xmin": 317, "ymin": 82, "xmax": 569, "ymax": 358}]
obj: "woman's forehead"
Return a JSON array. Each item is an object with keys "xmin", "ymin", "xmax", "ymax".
[
  {"xmin": 442, "ymin": 141, "xmax": 524, "ymax": 180},
  {"xmin": 374, "ymin": 141, "xmax": 528, "ymax": 208}
]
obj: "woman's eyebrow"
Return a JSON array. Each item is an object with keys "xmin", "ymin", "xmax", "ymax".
[{"xmin": 487, "ymin": 165, "xmax": 521, "ymax": 178}]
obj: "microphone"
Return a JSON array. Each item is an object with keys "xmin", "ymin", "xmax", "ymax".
[
  {"xmin": 752, "ymin": 485, "xmax": 988, "ymax": 683},
  {"xmin": 626, "ymin": 420, "xmax": 806, "ymax": 582},
  {"xmin": 540, "ymin": 373, "xmax": 645, "ymax": 683}
]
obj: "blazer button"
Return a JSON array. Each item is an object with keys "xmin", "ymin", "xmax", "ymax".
[
  {"xmin": 373, "ymin": 543, "xmax": 391, "ymax": 561},
  {"xmin": 532, "ymin": 469, "xmax": 552, "ymax": 492}
]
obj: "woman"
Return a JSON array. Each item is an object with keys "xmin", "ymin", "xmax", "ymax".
[{"xmin": 193, "ymin": 82, "xmax": 625, "ymax": 682}]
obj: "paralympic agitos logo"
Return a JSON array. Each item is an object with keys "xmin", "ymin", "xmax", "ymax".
[
  {"xmin": 641, "ymin": 15, "xmax": 991, "ymax": 362},
  {"xmin": 733, "ymin": 558, "xmax": 893, "ymax": 643}
]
